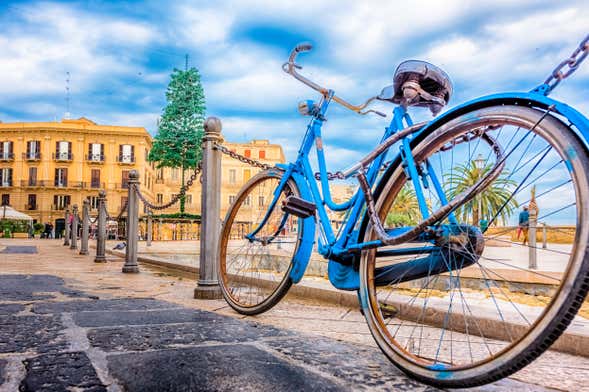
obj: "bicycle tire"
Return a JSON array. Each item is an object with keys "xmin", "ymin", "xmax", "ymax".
[
  {"xmin": 359, "ymin": 105, "xmax": 589, "ymax": 387},
  {"xmin": 218, "ymin": 169, "xmax": 302, "ymax": 315}
]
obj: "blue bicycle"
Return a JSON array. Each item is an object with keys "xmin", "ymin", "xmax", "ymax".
[{"xmin": 218, "ymin": 37, "xmax": 589, "ymax": 387}]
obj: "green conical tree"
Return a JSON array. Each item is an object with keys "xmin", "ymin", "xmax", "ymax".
[{"xmin": 149, "ymin": 68, "xmax": 206, "ymax": 214}]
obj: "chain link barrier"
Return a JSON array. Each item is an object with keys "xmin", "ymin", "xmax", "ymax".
[
  {"xmin": 102, "ymin": 199, "xmax": 127, "ymax": 221},
  {"xmin": 543, "ymin": 34, "xmax": 589, "ymax": 93},
  {"xmin": 213, "ymin": 142, "xmax": 274, "ymax": 170}
]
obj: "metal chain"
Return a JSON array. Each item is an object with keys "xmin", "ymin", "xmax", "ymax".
[
  {"xmin": 134, "ymin": 161, "xmax": 202, "ymax": 210},
  {"xmin": 214, "ymin": 142, "xmax": 274, "ymax": 170},
  {"xmin": 543, "ymin": 34, "xmax": 589, "ymax": 93}
]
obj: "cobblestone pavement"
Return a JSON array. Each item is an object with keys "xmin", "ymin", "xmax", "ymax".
[{"xmin": 1, "ymin": 239, "xmax": 587, "ymax": 391}]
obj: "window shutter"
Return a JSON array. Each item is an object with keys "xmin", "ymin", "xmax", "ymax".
[
  {"xmin": 54, "ymin": 169, "xmax": 59, "ymax": 186},
  {"xmin": 0, "ymin": 142, "xmax": 3, "ymax": 155},
  {"xmin": 53, "ymin": 195, "xmax": 58, "ymax": 206},
  {"xmin": 63, "ymin": 168, "xmax": 68, "ymax": 186},
  {"xmin": 26, "ymin": 141, "xmax": 31, "ymax": 156},
  {"xmin": 88, "ymin": 143, "xmax": 92, "ymax": 159},
  {"xmin": 55, "ymin": 141, "xmax": 59, "ymax": 155},
  {"xmin": 0, "ymin": 169, "xmax": 3, "ymax": 184},
  {"xmin": 101, "ymin": 143, "xmax": 104, "ymax": 157},
  {"xmin": 131, "ymin": 145, "xmax": 135, "ymax": 160},
  {"xmin": 65, "ymin": 195, "xmax": 71, "ymax": 207},
  {"xmin": 8, "ymin": 142, "xmax": 13, "ymax": 155},
  {"xmin": 119, "ymin": 145, "xmax": 123, "ymax": 161},
  {"xmin": 7, "ymin": 168, "xmax": 12, "ymax": 185},
  {"xmin": 36, "ymin": 141, "xmax": 41, "ymax": 154},
  {"xmin": 68, "ymin": 142, "xmax": 72, "ymax": 158}
]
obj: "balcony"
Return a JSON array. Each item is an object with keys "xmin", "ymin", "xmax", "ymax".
[
  {"xmin": 70, "ymin": 181, "xmax": 86, "ymax": 189},
  {"xmin": 20, "ymin": 180, "xmax": 50, "ymax": 188},
  {"xmin": 22, "ymin": 152, "xmax": 41, "ymax": 161},
  {"xmin": 0, "ymin": 153, "xmax": 14, "ymax": 161},
  {"xmin": 0, "ymin": 181, "xmax": 12, "ymax": 188},
  {"xmin": 51, "ymin": 204, "xmax": 69, "ymax": 211},
  {"xmin": 54, "ymin": 181, "xmax": 68, "ymax": 188},
  {"xmin": 90, "ymin": 181, "xmax": 105, "ymax": 190},
  {"xmin": 25, "ymin": 203, "xmax": 37, "ymax": 211},
  {"xmin": 86, "ymin": 153, "xmax": 105, "ymax": 164},
  {"xmin": 116, "ymin": 155, "xmax": 135, "ymax": 164},
  {"xmin": 53, "ymin": 152, "xmax": 73, "ymax": 162}
]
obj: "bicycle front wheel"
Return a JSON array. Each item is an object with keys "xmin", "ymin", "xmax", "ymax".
[
  {"xmin": 360, "ymin": 105, "xmax": 589, "ymax": 387},
  {"xmin": 219, "ymin": 169, "xmax": 303, "ymax": 315}
]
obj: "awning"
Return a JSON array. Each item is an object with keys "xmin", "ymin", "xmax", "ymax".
[{"xmin": 0, "ymin": 206, "xmax": 34, "ymax": 221}]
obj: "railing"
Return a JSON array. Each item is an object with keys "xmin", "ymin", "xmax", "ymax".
[
  {"xmin": 20, "ymin": 180, "xmax": 51, "ymax": 187},
  {"xmin": 53, "ymin": 152, "xmax": 73, "ymax": 161},
  {"xmin": 0, "ymin": 153, "xmax": 14, "ymax": 161},
  {"xmin": 22, "ymin": 152, "xmax": 41, "ymax": 161},
  {"xmin": 116, "ymin": 155, "xmax": 135, "ymax": 164},
  {"xmin": 52, "ymin": 204, "xmax": 69, "ymax": 211},
  {"xmin": 0, "ymin": 181, "xmax": 12, "ymax": 187},
  {"xmin": 90, "ymin": 181, "xmax": 105, "ymax": 189},
  {"xmin": 86, "ymin": 153, "xmax": 105, "ymax": 163},
  {"xmin": 54, "ymin": 181, "xmax": 68, "ymax": 188},
  {"xmin": 25, "ymin": 203, "xmax": 37, "ymax": 211}
]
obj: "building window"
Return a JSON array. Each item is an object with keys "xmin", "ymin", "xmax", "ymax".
[
  {"xmin": 156, "ymin": 194, "xmax": 163, "ymax": 204},
  {"xmin": 156, "ymin": 169, "xmax": 163, "ymax": 180},
  {"xmin": 1, "ymin": 194, "xmax": 9, "ymax": 206},
  {"xmin": 171, "ymin": 168, "xmax": 179, "ymax": 180},
  {"xmin": 121, "ymin": 170, "xmax": 129, "ymax": 189},
  {"xmin": 55, "ymin": 141, "xmax": 72, "ymax": 160},
  {"xmin": 244, "ymin": 149, "xmax": 251, "ymax": 158},
  {"xmin": 243, "ymin": 168, "xmax": 252, "ymax": 183},
  {"xmin": 54, "ymin": 168, "xmax": 68, "ymax": 187},
  {"xmin": 228, "ymin": 195, "xmax": 236, "ymax": 205},
  {"xmin": 228, "ymin": 169, "xmax": 236, "ymax": 184},
  {"xmin": 88, "ymin": 143, "xmax": 104, "ymax": 162},
  {"xmin": 258, "ymin": 196, "xmax": 265, "ymax": 207},
  {"xmin": 27, "ymin": 194, "xmax": 36, "ymax": 210},
  {"xmin": 118, "ymin": 144, "xmax": 135, "ymax": 163},
  {"xmin": 87, "ymin": 196, "xmax": 99, "ymax": 210},
  {"xmin": 244, "ymin": 196, "xmax": 250, "ymax": 206},
  {"xmin": 259, "ymin": 150, "xmax": 266, "ymax": 159},
  {"xmin": 186, "ymin": 194, "xmax": 192, "ymax": 205},
  {"xmin": 28, "ymin": 167, "xmax": 37, "ymax": 186},
  {"xmin": 91, "ymin": 169, "xmax": 101, "ymax": 188},
  {"xmin": 0, "ymin": 168, "xmax": 13, "ymax": 187},
  {"xmin": 26, "ymin": 140, "xmax": 41, "ymax": 160},
  {"xmin": 53, "ymin": 195, "xmax": 70, "ymax": 210},
  {"xmin": 0, "ymin": 141, "xmax": 14, "ymax": 160}
]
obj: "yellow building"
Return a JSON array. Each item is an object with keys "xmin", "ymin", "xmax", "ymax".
[{"xmin": 0, "ymin": 117, "xmax": 156, "ymax": 235}]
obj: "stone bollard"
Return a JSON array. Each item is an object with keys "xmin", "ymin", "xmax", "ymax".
[
  {"xmin": 146, "ymin": 211, "xmax": 152, "ymax": 247},
  {"xmin": 63, "ymin": 208, "xmax": 70, "ymax": 246},
  {"xmin": 195, "ymin": 117, "xmax": 223, "ymax": 299},
  {"xmin": 70, "ymin": 204, "xmax": 78, "ymax": 250},
  {"xmin": 123, "ymin": 170, "xmax": 140, "ymax": 273},
  {"xmin": 79, "ymin": 199, "xmax": 90, "ymax": 255},
  {"xmin": 528, "ymin": 208, "xmax": 538, "ymax": 270},
  {"xmin": 95, "ymin": 190, "xmax": 107, "ymax": 263},
  {"xmin": 542, "ymin": 222, "xmax": 547, "ymax": 249}
]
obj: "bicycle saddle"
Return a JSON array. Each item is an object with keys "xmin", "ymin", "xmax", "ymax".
[{"xmin": 377, "ymin": 60, "xmax": 453, "ymax": 115}]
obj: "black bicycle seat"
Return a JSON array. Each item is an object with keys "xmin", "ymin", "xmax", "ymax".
[{"xmin": 377, "ymin": 60, "xmax": 453, "ymax": 115}]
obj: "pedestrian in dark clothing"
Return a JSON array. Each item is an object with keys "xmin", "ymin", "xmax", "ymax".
[{"xmin": 518, "ymin": 206, "xmax": 530, "ymax": 245}]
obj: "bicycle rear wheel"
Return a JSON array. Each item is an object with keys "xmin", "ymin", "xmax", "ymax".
[
  {"xmin": 219, "ymin": 169, "xmax": 303, "ymax": 315},
  {"xmin": 360, "ymin": 105, "xmax": 589, "ymax": 387}
]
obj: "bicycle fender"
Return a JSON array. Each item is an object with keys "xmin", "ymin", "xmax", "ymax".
[
  {"xmin": 276, "ymin": 164, "xmax": 316, "ymax": 283},
  {"xmin": 424, "ymin": 92, "xmax": 589, "ymax": 152},
  {"xmin": 358, "ymin": 91, "xmax": 589, "ymax": 245}
]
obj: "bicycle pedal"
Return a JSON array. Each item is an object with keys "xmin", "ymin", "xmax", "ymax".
[{"xmin": 282, "ymin": 196, "xmax": 316, "ymax": 218}]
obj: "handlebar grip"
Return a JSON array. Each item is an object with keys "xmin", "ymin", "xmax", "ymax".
[{"xmin": 295, "ymin": 42, "xmax": 313, "ymax": 53}]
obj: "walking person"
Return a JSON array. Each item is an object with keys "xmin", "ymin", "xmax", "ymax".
[{"xmin": 519, "ymin": 206, "xmax": 530, "ymax": 245}]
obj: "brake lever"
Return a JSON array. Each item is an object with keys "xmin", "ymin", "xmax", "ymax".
[
  {"xmin": 282, "ymin": 62, "xmax": 303, "ymax": 73},
  {"xmin": 360, "ymin": 109, "xmax": 387, "ymax": 118}
]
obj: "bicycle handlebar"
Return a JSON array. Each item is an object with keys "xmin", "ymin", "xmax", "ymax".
[{"xmin": 283, "ymin": 43, "xmax": 386, "ymax": 117}]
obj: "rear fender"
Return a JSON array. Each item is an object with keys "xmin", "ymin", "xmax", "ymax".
[{"xmin": 356, "ymin": 92, "xmax": 589, "ymax": 246}]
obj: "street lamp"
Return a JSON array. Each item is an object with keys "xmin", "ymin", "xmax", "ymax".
[{"xmin": 473, "ymin": 153, "xmax": 485, "ymax": 170}]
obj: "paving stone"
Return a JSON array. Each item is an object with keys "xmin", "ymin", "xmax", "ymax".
[
  {"xmin": 73, "ymin": 308, "xmax": 231, "ymax": 328},
  {"xmin": 264, "ymin": 335, "xmax": 439, "ymax": 391},
  {"xmin": 0, "ymin": 303, "xmax": 25, "ymax": 315},
  {"xmin": 88, "ymin": 319, "xmax": 292, "ymax": 352},
  {"xmin": 0, "ymin": 274, "xmax": 89, "ymax": 301},
  {"xmin": 33, "ymin": 298, "xmax": 180, "ymax": 314},
  {"xmin": 20, "ymin": 351, "xmax": 106, "ymax": 392},
  {"xmin": 0, "ymin": 358, "xmax": 6, "ymax": 386},
  {"xmin": 107, "ymin": 344, "xmax": 345, "ymax": 392},
  {"xmin": 0, "ymin": 314, "xmax": 67, "ymax": 354},
  {"xmin": 0, "ymin": 246, "xmax": 37, "ymax": 254}
]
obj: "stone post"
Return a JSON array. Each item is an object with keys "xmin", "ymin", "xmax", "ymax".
[
  {"xmin": 528, "ymin": 191, "xmax": 539, "ymax": 270},
  {"xmin": 542, "ymin": 222, "xmax": 547, "ymax": 249},
  {"xmin": 63, "ymin": 208, "xmax": 70, "ymax": 246},
  {"xmin": 146, "ymin": 211, "xmax": 152, "ymax": 247},
  {"xmin": 158, "ymin": 219, "xmax": 162, "ymax": 241},
  {"xmin": 123, "ymin": 170, "xmax": 140, "ymax": 273},
  {"xmin": 70, "ymin": 204, "xmax": 78, "ymax": 250},
  {"xmin": 79, "ymin": 199, "xmax": 90, "ymax": 255},
  {"xmin": 95, "ymin": 190, "xmax": 107, "ymax": 263},
  {"xmin": 194, "ymin": 117, "xmax": 223, "ymax": 299}
]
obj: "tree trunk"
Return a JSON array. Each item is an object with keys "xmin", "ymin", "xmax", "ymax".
[{"xmin": 180, "ymin": 162, "xmax": 186, "ymax": 215}]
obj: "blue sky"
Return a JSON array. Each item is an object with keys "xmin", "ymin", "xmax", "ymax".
[{"xmin": 0, "ymin": 0, "xmax": 588, "ymax": 171}]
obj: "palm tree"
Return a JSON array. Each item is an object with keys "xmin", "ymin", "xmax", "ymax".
[
  {"xmin": 386, "ymin": 185, "xmax": 420, "ymax": 227},
  {"xmin": 445, "ymin": 159, "xmax": 519, "ymax": 226}
]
